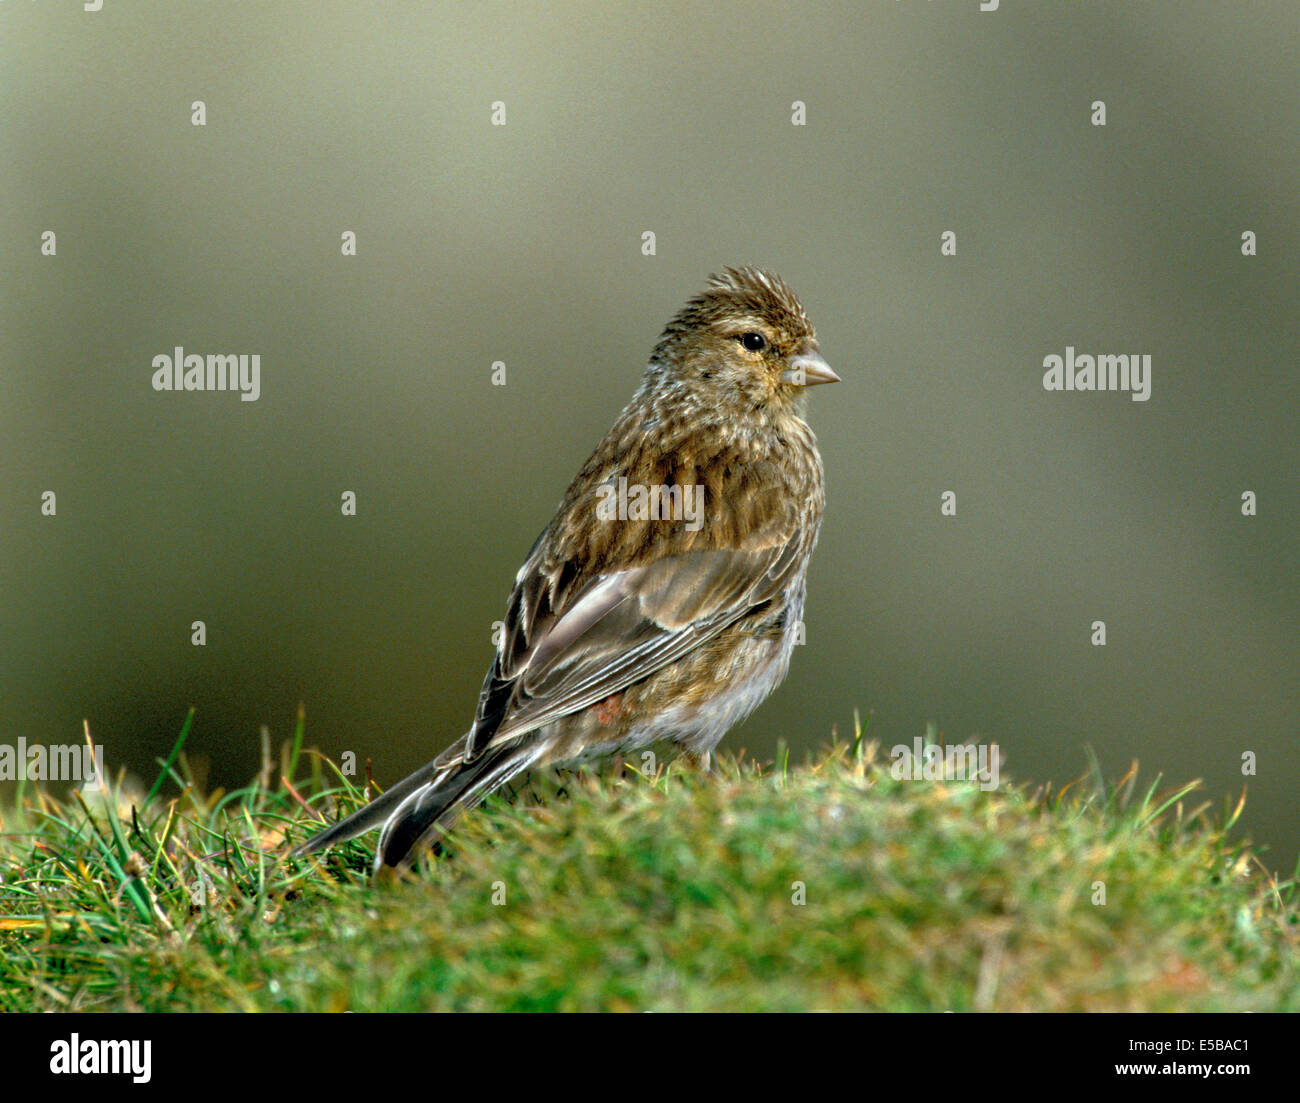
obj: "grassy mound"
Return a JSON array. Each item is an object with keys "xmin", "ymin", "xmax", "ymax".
[{"xmin": 2, "ymin": 713, "xmax": 1296, "ymax": 1011}]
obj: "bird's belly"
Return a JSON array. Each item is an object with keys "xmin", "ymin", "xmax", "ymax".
[{"xmin": 548, "ymin": 626, "xmax": 796, "ymax": 767}]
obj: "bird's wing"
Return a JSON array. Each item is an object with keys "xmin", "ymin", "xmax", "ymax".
[{"xmin": 465, "ymin": 530, "xmax": 805, "ymax": 760}]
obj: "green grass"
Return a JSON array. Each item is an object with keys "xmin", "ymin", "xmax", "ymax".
[{"xmin": 1, "ymin": 711, "xmax": 1297, "ymax": 1011}]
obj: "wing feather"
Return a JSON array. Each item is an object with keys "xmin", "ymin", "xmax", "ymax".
[{"xmin": 465, "ymin": 535, "xmax": 804, "ymax": 760}]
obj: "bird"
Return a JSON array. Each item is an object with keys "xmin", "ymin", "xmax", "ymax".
[{"xmin": 295, "ymin": 266, "xmax": 838, "ymax": 869}]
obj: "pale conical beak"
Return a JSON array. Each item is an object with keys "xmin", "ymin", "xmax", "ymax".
[{"xmin": 782, "ymin": 351, "xmax": 840, "ymax": 387}]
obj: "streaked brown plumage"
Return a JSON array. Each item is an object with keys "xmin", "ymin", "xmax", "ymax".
[{"xmin": 296, "ymin": 267, "xmax": 838, "ymax": 869}]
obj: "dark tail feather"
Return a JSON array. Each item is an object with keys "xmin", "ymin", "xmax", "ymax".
[
  {"xmin": 376, "ymin": 738, "xmax": 545, "ymax": 868},
  {"xmin": 292, "ymin": 758, "xmax": 440, "ymax": 858}
]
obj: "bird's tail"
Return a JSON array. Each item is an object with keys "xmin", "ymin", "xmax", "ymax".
[
  {"xmin": 292, "ymin": 733, "xmax": 546, "ymax": 870},
  {"xmin": 292, "ymin": 755, "xmax": 436, "ymax": 859},
  {"xmin": 376, "ymin": 736, "xmax": 546, "ymax": 868}
]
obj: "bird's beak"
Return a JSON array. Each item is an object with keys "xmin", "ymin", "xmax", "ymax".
[{"xmin": 782, "ymin": 350, "xmax": 840, "ymax": 387}]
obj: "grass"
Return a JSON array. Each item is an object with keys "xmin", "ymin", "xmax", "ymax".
[{"xmin": 1, "ymin": 710, "xmax": 1297, "ymax": 1012}]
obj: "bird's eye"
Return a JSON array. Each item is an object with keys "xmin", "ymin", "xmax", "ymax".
[{"xmin": 739, "ymin": 332, "xmax": 767, "ymax": 352}]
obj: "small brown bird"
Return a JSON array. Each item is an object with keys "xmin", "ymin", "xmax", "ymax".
[{"xmin": 296, "ymin": 267, "xmax": 838, "ymax": 868}]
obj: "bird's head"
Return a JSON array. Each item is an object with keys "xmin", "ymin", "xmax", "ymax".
[{"xmin": 649, "ymin": 266, "xmax": 838, "ymax": 413}]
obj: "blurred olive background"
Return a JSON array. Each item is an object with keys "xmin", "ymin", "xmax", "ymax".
[{"xmin": 2, "ymin": 2, "xmax": 1296, "ymax": 872}]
